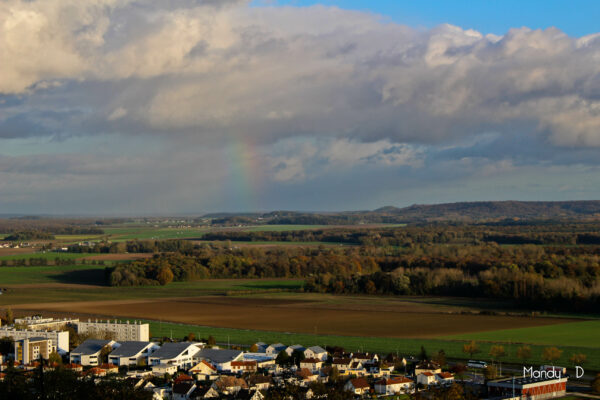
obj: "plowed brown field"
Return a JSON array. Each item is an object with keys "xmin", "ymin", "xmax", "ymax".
[{"xmin": 11, "ymin": 296, "xmax": 576, "ymax": 338}]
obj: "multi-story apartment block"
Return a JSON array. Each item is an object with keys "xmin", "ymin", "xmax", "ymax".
[
  {"xmin": 14, "ymin": 316, "xmax": 79, "ymax": 331},
  {"xmin": 77, "ymin": 319, "xmax": 149, "ymax": 341},
  {"xmin": 14, "ymin": 337, "xmax": 52, "ymax": 364},
  {"xmin": 0, "ymin": 327, "xmax": 69, "ymax": 353}
]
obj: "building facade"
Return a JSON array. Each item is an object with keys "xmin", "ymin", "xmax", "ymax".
[
  {"xmin": 77, "ymin": 319, "xmax": 149, "ymax": 341},
  {"xmin": 14, "ymin": 337, "xmax": 52, "ymax": 364},
  {"xmin": 0, "ymin": 328, "xmax": 69, "ymax": 353}
]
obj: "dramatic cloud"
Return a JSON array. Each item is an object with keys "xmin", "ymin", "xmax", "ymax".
[{"xmin": 1, "ymin": 0, "xmax": 600, "ymax": 213}]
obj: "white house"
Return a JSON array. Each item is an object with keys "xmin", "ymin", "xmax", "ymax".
[
  {"xmin": 148, "ymin": 342, "xmax": 202, "ymax": 369},
  {"xmin": 189, "ymin": 360, "xmax": 218, "ymax": 380},
  {"xmin": 195, "ymin": 348, "xmax": 244, "ymax": 372},
  {"xmin": 69, "ymin": 339, "xmax": 117, "ymax": 366},
  {"xmin": 299, "ymin": 358, "xmax": 323, "ymax": 372},
  {"xmin": 108, "ymin": 341, "xmax": 159, "ymax": 366},
  {"xmin": 265, "ymin": 343, "xmax": 286, "ymax": 357},
  {"xmin": 152, "ymin": 363, "xmax": 178, "ymax": 376},
  {"xmin": 344, "ymin": 377, "xmax": 370, "ymax": 395},
  {"xmin": 436, "ymin": 372, "xmax": 455, "ymax": 386},
  {"xmin": 304, "ymin": 346, "xmax": 327, "ymax": 361},
  {"xmin": 285, "ymin": 344, "xmax": 306, "ymax": 356},
  {"xmin": 417, "ymin": 372, "xmax": 437, "ymax": 386},
  {"xmin": 374, "ymin": 377, "xmax": 414, "ymax": 395}
]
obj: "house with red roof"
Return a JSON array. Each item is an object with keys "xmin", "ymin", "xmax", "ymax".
[
  {"xmin": 374, "ymin": 377, "xmax": 414, "ymax": 395},
  {"xmin": 344, "ymin": 377, "xmax": 371, "ymax": 395}
]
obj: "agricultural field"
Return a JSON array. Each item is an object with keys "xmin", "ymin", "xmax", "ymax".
[
  {"xmin": 11, "ymin": 295, "xmax": 578, "ymax": 338},
  {"xmin": 143, "ymin": 320, "xmax": 600, "ymax": 372},
  {"xmin": 0, "ymin": 252, "xmax": 101, "ymax": 262},
  {"xmin": 443, "ymin": 320, "xmax": 600, "ymax": 348},
  {"xmin": 0, "ymin": 265, "xmax": 107, "ymax": 285}
]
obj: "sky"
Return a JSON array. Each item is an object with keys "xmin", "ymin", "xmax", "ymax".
[{"xmin": 1, "ymin": 0, "xmax": 600, "ymax": 215}]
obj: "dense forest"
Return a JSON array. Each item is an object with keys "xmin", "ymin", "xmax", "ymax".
[
  {"xmin": 108, "ymin": 240, "xmax": 600, "ymax": 312},
  {"xmin": 202, "ymin": 224, "xmax": 600, "ymax": 246}
]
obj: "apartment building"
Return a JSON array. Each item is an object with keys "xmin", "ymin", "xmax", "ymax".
[
  {"xmin": 14, "ymin": 337, "xmax": 52, "ymax": 364},
  {"xmin": 14, "ymin": 316, "xmax": 79, "ymax": 331},
  {"xmin": 0, "ymin": 327, "xmax": 69, "ymax": 353},
  {"xmin": 77, "ymin": 319, "xmax": 149, "ymax": 341}
]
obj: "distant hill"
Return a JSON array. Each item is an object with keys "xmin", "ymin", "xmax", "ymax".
[
  {"xmin": 203, "ymin": 201, "xmax": 600, "ymax": 225},
  {"xmin": 381, "ymin": 201, "xmax": 600, "ymax": 222}
]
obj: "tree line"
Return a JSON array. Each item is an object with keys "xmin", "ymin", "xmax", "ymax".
[{"xmin": 107, "ymin": 243, "xmax": 600, "ymax": 312}]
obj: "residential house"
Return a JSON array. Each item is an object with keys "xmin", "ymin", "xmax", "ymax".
[
  {"xmin": 243, "ymin": 353, "xmax": 276, "ymax": 368},
  {"xmin": 437, "ymin": 372, "xmax": 455, "ymax": 386},
  {"xmin": 108, "ymin": 341, "xmax": 160, "ymax": 366},
  {"xmin": 299, "ymin": 358, "xmax": 323, "ymax": 373},
  {"xmin": 69, "ymin": 339, "xmax": 117, "ymax": 366},
  {"xmin": 99, "ymin": 363, "xmax": 119, "ymax": 374},
  {"xmin": 414, "ymin": 361, "xmax": 441, "ymax": 375},
  {"xmin": 189, "ymin": 385, "xmax": 219, "ymax": 399},
  {"xmin": 235, "ymin": 389, "xmax": 265, "ymax": 400},
  {"xmin": 352, "ymin": 353, "xmax": 379, "ymax": 364},
  {"xmin": 173, "ymin": 381, "xmax": 196, "ymax": 400},
  {"xmin": 194, "ymin": 348, "xmax": 244, "ymax": 372},
  {"xmin": 344, "ymin": 377, "xmax": 371, "ymax": 395},
  {"xmin": 152, "ymin": 363, "xmax": 178, "ymax": 376},
  {"xmin": 189, "ymin": 360, "xmax": 218, "ymax": 380},
  {"xmin": 265, "ymin": 343, "xmax": 286, "ymax": 357},
  {"xmin": 148, "ymin": 342, "xmax": 202, "ymax": 369},
  {"xmin": 212, "ymin": 376, "xmax": 248, "ymax": 395},
  {"xmin": 252, "ymin": 342, "xmax": 268, "ymax": 353},
  {"xmin": 332, "ymin": 358, "xmax": 353, "ymax": 373},
  {"xmin": 296, "ymin": 368, "xmax": 319, "ymax": 386},
  {"xmin": 347, "ymin": 361, "xmax": 367, "ymax": 377},
  {"xmin": 417, "ymin": 372, "xmax": 437, "ymax": 386},
  {"xmin": 374, "ymin": 377, "xmax": 414, "ymax": 395},
  {"xmin": 230, "ymin": 360, "xmax": 257, "ymax": 374},
  {"xmin": 304, "ymin": 346, "xmax": 327, "ymax": 361},
  {"xmin": 285, "ymin": 344, "xmax": 306, "ymax": 357},
  {"xmin": 247, "ymin": 375, "xmax": 272, "ymax": 391}
]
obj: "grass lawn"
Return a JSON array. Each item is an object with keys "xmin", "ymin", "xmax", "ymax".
[{"xmin": 442, "ymin": 320, "xmax": 600, "ymax": 348}]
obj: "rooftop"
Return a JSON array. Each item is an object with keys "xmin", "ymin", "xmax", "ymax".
[
  {"xmin": 149, "ymin": 342, "xmax": 199, "ymax": 360},
  {"xmin": 71, "ymin": 339, "xmax": 113, "ymax": 355},
  {"xmin": 109, "ymin": 341, "xmax": 153, "ymax": 357}
]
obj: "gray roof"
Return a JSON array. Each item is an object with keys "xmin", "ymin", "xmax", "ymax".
[
  {"xmin": 288, "ymin": 345, "xmax": 306, "ymax": 351},
  {"xmin": 150, "ymin": 342, "xmax": 199, "ymax": 360},
  {"xmin": 71, "ymin": 339, "xmax": 112, "ymax": 355},
  {"xmin": 109, "ymin": 341, "xmax": 153, "ymax": 357},
  {"xmin": 195, "ymin": 348, "xmax": 243, "ymax": 364},
  {"xmin": 307, "ymin": 346, "xmax": 326, "ymax": 354}
]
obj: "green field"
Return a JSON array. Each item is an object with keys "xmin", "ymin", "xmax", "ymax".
[
  {"xmin": 0, "ymin": 252, "xmax": 99, "ymax": 261},
  {"xmin": 0, "ymin": 279, "xmax": 304, "ymax": 305},
  {"xmin": 0, "ymin": 265, "xmax": 107, "ymax": 285},
  {"xmin": 146, "ymin": 320, "xmax": 600, "ymax": 371},
  {"xmin": 443, "ymin": 320, "xmax": 600, "ymax": 348}
]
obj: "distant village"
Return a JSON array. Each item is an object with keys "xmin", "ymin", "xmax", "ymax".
[{"xmin": 0, "ymin": 316, "xmax": 569, "ymax": 399}]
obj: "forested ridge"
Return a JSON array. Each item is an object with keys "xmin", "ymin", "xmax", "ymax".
[{"xmin": 108, "ymin": 233, "xmax": 600, "ymax": 312}]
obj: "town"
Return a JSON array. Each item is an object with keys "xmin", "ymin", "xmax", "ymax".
[{"xmin": 0, "ymin": 315, "xmax": 572, "ymax": 399}]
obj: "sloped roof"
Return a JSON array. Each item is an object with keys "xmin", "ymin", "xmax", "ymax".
[
  {"xmin": 306, "ymin": 346, "xmax": 326, "ymax": 354},
  {"xmin": 350, "ymin": 377, "xmax": 370, "ymax": 389},
  {"xmin": 196, "ymin": 348, "xmax": 243, "ymax": 364},
  {"xmin": 150, "ymin": 342, "xmax": 199, "ymax": 360},
  {"xmin": 71, "ymin": 339, "xmax": 112, "ymax": 355},
  {"xmin": 109, "ymin": 341, "xmax": 153, "ymax": 357}
]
